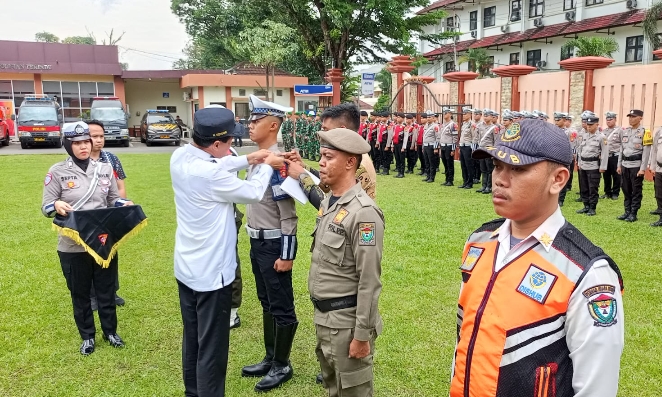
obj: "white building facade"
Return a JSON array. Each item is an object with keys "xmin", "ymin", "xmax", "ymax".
[{"xmin": 418, "ymin": 0, "xmax": 662, "ymax": 81}]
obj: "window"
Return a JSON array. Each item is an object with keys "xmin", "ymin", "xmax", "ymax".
[
  {"xmin": 529, "ymin": 0, "xmax": 544, "ymax": 18},
  {"xmin": 157, "ymin": 105, "xmax": 177, "ymax": 113},
  {"xmin": 585, "ymin": 0, "xmax": 603, "ymax": 5},
  {"xmin": 511, "ymin": 0, "xmax": 522, "ymax": 22},
  {"xmin": 510, "ymin": 52, "xmax": 520, "ymax": 65},
  {"xmin": 484, "ymin": 6, "xmax": 496, "ymax": 28},
  {"xmin": 654, "ymin": 34, "xmax": 662, "ymax": 61},
  {"xmin": 446, "ymin": 16, "xmax": 455, "ymax": 32},
  {"xmin": 239, "ymin": 89, "xmax": 246, "ymax": 96},
  {"xmin": 561, "ymin": 46, "xmax": 574, "ymax": 61},
  {"xmin": 276, "ymin": 90, "xmax": 283, "ymax": 97},
  {"xmin": 97, "ymin": 82, "xmax": 114, "ymax": 96},
  {"xmin": 469, "ymin": 11, "xmax": 478, "ymax": 31},
  {"xmin": 625, "ymin": 35, "xmax": 644, "ymax": 63},
  {"xmin": 0, "ymin": 80, "xmax": 11, "ymax": 100},
  {"xmin": 444, "ymin": 61, "xmax": 455, "ymax": 74},
  {"xmin": 564, "ymin": 0, "xmax": 575, "ymax": 10},
  {"xmin": 253, "ymin": 89, "xmax": 267, "ymax": 96},
  {"xmin": 526, "ymin": 49, "xmax": 542, "ymax": 67}
]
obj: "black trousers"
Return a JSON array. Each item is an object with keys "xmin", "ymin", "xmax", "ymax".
[
  {"xmin": 249, "ymin": 239, "xmax": 297, "ymax": 326},
  {"xmin": 459, "ymin": 145, "xmax": 474, "ymax": 186},
  {"xmin": 441, "ymin": 146, "xmax": 455, "ymax": 183},
  {"xmin": 603, "ymin": 155, "xmax": 621, "ymax": 197},
  {"xmin": 622, "ymin": 166, "xmax": 644, "ymax": 212},
  {"xmin": 406, "ymin": 147, "xmax": 418, "ymax": 172},
  {"xmin": 58, "ymin": 251, "xmax": 118, "ymax": 340},
  {"xmin": 393, "ymin": 143, "xmax": 405, "ymax": 173},
  {"xmin": 417, "ymin": 145, "xmax": 425, "ymax": 170},
  {"xmin": 559, "ymin": 159, "xmax": 575, "ymax": 204},
  {"xmin": 231, "ymin": 237, "xmax": 242, "ymax": 309},
  {"xmin": 233, "ymin": 136, "xmax": 243, "ymax": 147},
  {"xmin": 480, "ymin": 159, "xmax": 493, "ymax": 189},
  {"xmin": 90, "ymin": 253, "xmax": 120, "ymax": 298},
  {"xmin": 655, "ymin": 172, "xmax": 662, "ymax": 210},
  {"xmin": 568, "ymin": 157, "xmax": 575, "ymax": 191},
  {"xmin": 369, "ymin": 139, "xmax": 378, "ymax": 163},
  {"xmin": 379, "ymin": 146, "xmax": 393, "ymax": 170},
  {"xmin": 579, "ymin": 168, "xmax": 601, "ymax": 207},
  {"xmin": 473, "ymin": 160, "xmax": 481, "ymax": 181},
  {"xmin": 178, "ymin": 280, "xmax": 232, "ymax": 397},
  {"xmin": 422, "ymin": 145, "xmax": 437, "ymax": 178}
]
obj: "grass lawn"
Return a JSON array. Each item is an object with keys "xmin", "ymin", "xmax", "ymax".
[{"xmin": 0, "ymin": 153, "xmax": 661, "ymax": 396}]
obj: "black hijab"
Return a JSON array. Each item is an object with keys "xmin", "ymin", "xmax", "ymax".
[{"xmin": 64, "ymin": 138, "xmax": 91, "ymax": 172}]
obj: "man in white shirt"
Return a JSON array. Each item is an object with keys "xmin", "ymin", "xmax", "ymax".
[
  {"xmin": 170, "ymin": 107, "xmax": 282, "ymax": 397},
  {"xmin": 450, "ymin": 119, "xmax": 624, "ymax": 397}
]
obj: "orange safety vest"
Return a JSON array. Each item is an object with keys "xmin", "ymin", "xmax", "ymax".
[{"xmin": 450, "ymin": 219, "xmax": 623, "ymax": 397}]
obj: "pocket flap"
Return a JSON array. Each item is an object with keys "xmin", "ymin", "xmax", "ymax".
[
  {"xmin": 340, "ymin": 365, "xmax": 373, "ymax": 389},
  {"xmin": 321, "ymin": 231, "xmax": 345, "ymax": 248}
]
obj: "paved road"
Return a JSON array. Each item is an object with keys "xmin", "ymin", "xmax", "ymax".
[{"xmin": 0, "ymin": 139, "xmax": 258, "ymax": 156}]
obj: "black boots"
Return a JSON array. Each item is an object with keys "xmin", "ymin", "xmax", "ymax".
[
  {"xmin": 625, "ymin": 211, "xmax": 638, "ymax": 222},
  {"xmin": 576, "ymin": 205, "xmax": 589, "ymax": 214},
  {"xmin": 617, "ymin": 212, "xmax": 630, "ymax": 220},
  {"xmin": 242, "ymin": 312, "xmax": 276, "ymax": 377},
  {"xmin": 254, "ymin": 322, "xmax": 298, "ymax": 392},
  {"xmin": 381, "ymin": 166, "xmax": 390, "ymax": 176},
  {"xmin": 651, "ymin": 216, "xmax": 662, "ymax": 227},
  {"xmin": 586, "ymin": 206, "xmax": 596, "ymax": 216}
]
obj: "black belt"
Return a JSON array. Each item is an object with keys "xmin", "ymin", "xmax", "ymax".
[
  {"xmin": 609, "ymin": 152, "xmax": 618, "ymax": 157},
  {"xmin": 623, "ymin": 154, "xmax": 642, "ymax": 161},
  {"xmin": 658, "ymin": 161, "xmax": 662, "ymax": 168},
  {"xmin": 311, "ymin": 295, "xmax": 357, "ymax": 313},
  {"xmin": 581, "ymin": 156, "xmax": 599, "ymax": 162}
]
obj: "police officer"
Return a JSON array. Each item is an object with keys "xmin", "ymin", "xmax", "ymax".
[
  {"xmin": 476, "ymin": 110, "xmax": 499, "ymax": 194},
  {"xmin": 601, "ymin": 112, "xmax": 622, "ymax": 200},
  {"xmin": 391, "ymin": 112, "xmax": 406, "ymax": 178},
  {"xmin": 310, "ymin": 127, "xmax": 384, "ymax": 397},
  {"xmin": 617, "ymin": 109, "xmax": 652, "ymax": 222},
  {"xmin": 402, "ymin": 113, "xmax": 418, "ymax": 174},
  {"xmin": 242, "ymin": 95, "xmax": 299, "ymax": 392},
  {"xmin": 377, "ymin": 112, "xmax": 394, "ymax": 175},
  {"xmin": 472, "ymin": 109, "xmax": 484, "ymax": 184},
  {"xmin": 649, "ymin": 125, "xmax": 662, "ymax": 226},
  {"xmin": 421, "ymin": 110, "xmax": 440, "ymax": 183},
  {"xmin": 458, "ymin": 107, "xmax": 478, "ymax": 189},
  {"xmin": 42, "ymin": 121, "xmax": 133, "ymax": 355},
  {"xmin": 454, "ymin": 119, "xmax": 624, "ymax": 397},
  {"xmin": 438, "ymin": 107, "xmax": 458, "ymax": 186},
  {"xmin": 576, "ymin": 115, "xmax": 608, "ymax": 216}
]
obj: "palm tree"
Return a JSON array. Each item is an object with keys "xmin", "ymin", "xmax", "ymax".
[
  {"xmin": 457, "ymin": 48, "xmax": 493, "ymax": 78},
  {"xmin": 560, "ymin": 36, "xmax": 619, "ymax": 58},
  {"xmin": 643, "ymin": 0, "xmax": 662, "ymax": 50}
]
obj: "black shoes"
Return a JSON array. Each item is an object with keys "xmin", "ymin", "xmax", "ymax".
[
  {"xmin": 394, "ymin": 172, "xmax": 404, "ymax": 178},
  {"xmin": 442, "ymin": 181, "xmax": 454, "ymax": 186},
  {"xmin": 476, "ymin": 187, "xmax": 486, "ymax": 193},
  {"xmin": 651, "ymin": 218, "xmax": 662, "ymax": 227},
  {"xmin": 80, "ymin": 338, "xmax": 95, "ymax": 356},
  {"xmin": 243, "ymin": 313, "xmax": 276, "ymax": 378},
  {"xmin": 650, "ymin": 208, "xmax": 662, "ymax": 215},
  {"xmin": 586, "ymin": 208, "xmax": 596, "ymax": 216},
  {"xmin": 473, "ymin": 179, "xmax": 480, "ymax": 185},
  {"xmin": 574, "ymin": 197, "xmax": 583, "ymax": 202},
  {"xmin": 458, "ymin": 184, "xmax": 467, "ymax": 189},
  {"xmin": 422, "ymin": 176, "xmax": 430, "ymax": 182},
  {"xmin": 617, "ymin": 212, "xmax": 630, "ymax": 220},
  {"xmin": 482, "ymin": 188, "xmax": 492, "ymax": 194},
  {"xmin": 426, "ymin": 178, "xmax": 435, "ymax": 183},
  {"xmin": 230, "ymin": 315, "xmax": 241, "ymax": 330},
  {"xmin": 254, "ymin": 322, "xmax": 298, "ymax": 392},
  {"xmin": 103, "ymin": 333, "xmax": 125, "ymax": 348},
  {"xmin": 625, "ymin": 212, "xmax": 638, "ymax": 222},
  {"xmin": 611, "ymin": 195, "xmax": 619, "ymax": 200},
  {"xmin": 599, "ymin": 194, "xmax": 608, "ymax": 199},
  {"xmin": 115, "ymin": 294, "xmax": 125, "ymax": 306},
  {"xmin": 576, "ymin": 206, "xmax": 589, "ymax": 214},
  {"xmin": 316, "ymin": 373, "xmax": 323, "ymax": 384}
]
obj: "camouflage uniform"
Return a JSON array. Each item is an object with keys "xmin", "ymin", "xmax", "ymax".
[{"xmin": 281, "ymin": 116, "xmax": 293, "ymax": 152}]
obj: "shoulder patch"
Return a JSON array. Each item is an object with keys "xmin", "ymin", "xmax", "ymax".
[
  {"xmin": 461, "ymin": 246, "xmax": 484, "ymax": 271},
  {"xmin": 44, "ymin": 173, "xmax": 52, "ymax": 186},
  {"xmin": 643, "ymin": 129, "xmax": 653, "ymax": 146},
  {"xmin": 582, "ymin": 284, "xmax": 616, "ymax": 299},
  {"xmin": 587, "ymin": 293, "xmax": 618, "ymax": 327},
  {"xmin": 358, "ymin": 222, "xmax": 376, "ymax": 246}
]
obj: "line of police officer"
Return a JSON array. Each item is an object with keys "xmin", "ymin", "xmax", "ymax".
[{"xmin": 359, "ymin": 107, "xmax": 661, "ymax": 226}]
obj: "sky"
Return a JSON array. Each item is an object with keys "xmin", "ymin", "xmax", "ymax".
[{"xmin": 4, "ymin": 0, "xmax": 189, "ymax": 70}]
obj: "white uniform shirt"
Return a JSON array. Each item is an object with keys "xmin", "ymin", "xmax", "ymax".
[
  {"xmin": 171, "ymin": 144, "xmax": 272, "ymax": 292},
  {"xmin": 491, "ymin": 208, "xmax": 624, "ymax": 397}
]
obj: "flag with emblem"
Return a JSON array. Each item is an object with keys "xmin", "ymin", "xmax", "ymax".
[{"xmin": 52, "ymin": 206, "xmax": 147, "ymax": 268}]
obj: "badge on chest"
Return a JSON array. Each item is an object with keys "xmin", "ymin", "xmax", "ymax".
[
  {"xmin": 516, "ymin": 265, "xmax": 557, "ymax": 304},
  {"xmin": 270, "ymin": 169, "xmax": 290, "ymax": 201}
]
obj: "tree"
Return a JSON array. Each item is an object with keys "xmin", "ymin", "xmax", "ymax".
[
  {"xmin": 341, "ymin": 74, "xmax": 360, "ymax": 104},
  {"xmin": 643, "ymin": 1, "xmax": 662, "ymax": 51},
  {"xmin": 62, "ymin": 36, "xmax": 96, "ymax": 45},
  {"xmin": 100, "ymin": 29, "xmax": 126, "ymax": 46},
  {"xmin": 35, "ymin": 31, "xmax": 60, "ymax": 43},
  {"xmin": 373, "ymin": 94, "xmax": 391, "ymax": 112},
  {"xmin": 375, "ymin": 68, "xmax": 392, "ymax": 100},
  {"xmin": 458, "ymin": 48, "xmax": 493, "ymax": 78},
  {"xmin": 235, "ymin": 21, "xmax": 298, "ymax": 101},
  {"xmin": 561, "ymin": 36, "xmax": 619, "ymax": 58}
]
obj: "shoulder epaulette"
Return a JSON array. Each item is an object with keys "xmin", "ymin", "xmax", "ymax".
[{"xmin": 473, "ymin": 218, "xmax": 506, "ymax": 234}]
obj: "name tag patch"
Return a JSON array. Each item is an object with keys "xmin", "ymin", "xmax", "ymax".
[
  {"xmin": 460, "ymin": 246, "xmax": 484, "ymax": 271},
  {"xmin": 516, "ymin": 265, "xmax": 557, "ymax": 304}
]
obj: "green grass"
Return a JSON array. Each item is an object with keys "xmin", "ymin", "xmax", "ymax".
[{"xmin": 0, "ymin": 153, "xmax": 660, "ymax": 396}]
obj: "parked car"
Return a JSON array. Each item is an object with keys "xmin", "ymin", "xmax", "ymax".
[{"xmin": 139, "ymin": 109, "xmax": 182, "ymax": 146}]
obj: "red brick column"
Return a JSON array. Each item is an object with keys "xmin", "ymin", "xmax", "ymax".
[
  {"xmin": 325, "ymin": 68, "xmax": 344, "ymax": 106},
  {"xmin": 387, "ymin": 56, "xmax": 416, "ymax": 112},
  {"xmin": 442, "ymin": 71, "xmax": 478, "ymax": 160}
]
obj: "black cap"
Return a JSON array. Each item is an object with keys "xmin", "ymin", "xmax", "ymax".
[
  {"xmin": 472, "ymin": 119, "xmax": 573, "ymax": 167},
  {"xmin": 194, "ymin": 107, "xmax": 240, "ymax": 139},
  {"xmin": 585, "ymin": 116, "xmax": 599, "ymax": 124},
  {"xmin": 360, "ymin": 111, "xmax": 369, "ymax": 116},
  {"xmin": 405, "ymin": 113, "xmax": 414, "ymax": 119},
  {"xmin": 627, "ymin": 109, "xmax": 644, "ymax": 117}
]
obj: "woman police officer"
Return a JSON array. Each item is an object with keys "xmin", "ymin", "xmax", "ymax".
[{"xmin": 41, "ymin": 121, "xmax": 134, "ymax": 355}]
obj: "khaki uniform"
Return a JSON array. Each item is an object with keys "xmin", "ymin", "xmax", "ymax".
[
  {"xmin": 42, "ymin": 158, "xmax": 122, "ymax": 252},
  {"xmin": 577, "ymin": 132, "xmax": 609, "ymax": 171},
  {"xmin": 478, "ymin": 123, "xmax": 498, "ymax": 148},
  {"xmin": 618, "ymin": 126, "xmax": 651, "ymax": 171},
  {"xmin": 650, "ymin": 128, "xmax": 662, "ymax": 173},
  {"xmin": 309, "ymin": 182, "xmax": 384, "ymax": 397}
]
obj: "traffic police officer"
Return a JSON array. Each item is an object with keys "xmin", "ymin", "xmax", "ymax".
[
  {"xmin": 617, "ymin": 109, "xmax": 652, "ymax": 222},
  {"xmin": 458, "ymin": 106, "xmax": 478, "ymax": 189},
  {"xmin": 438, "ymin": 107, "xmax": 458, "ymax": 186},
  {"xmin": 421, "ymin": 110, "xmax": 440, "ymax": 182},
  {"xmin": 242, "ymin": 95, "xmax": 299, "ymax": 392},
  {"xmin": 649, "ymin": 125, "xmax": 662, "ymax": 226},
  {"xmin": 456, "ymin": 119, "xmax": 625, "ymax": 397},
  {"xmin": 602, "ymin": 112, "xmax": 622, "ymax": 200},
  {"xmin": 42, "ymin": 121, "xmax": 132, "ymax": 355},
  {"xmin": 476, "ymin": 109, "xmax": 499, "ymax": 194},
  {"xmin": 310, "ymin": 127, "xmax": 384, "ymax": 397},
  {"xmin": 576, "ymin": 115, "xmax": 608, "ymax": 216},
  {"xmin": 472, "ymin": 109, "xmax": 484, "ymax": 184}
]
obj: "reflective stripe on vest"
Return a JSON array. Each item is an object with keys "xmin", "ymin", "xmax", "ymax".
[{"xmin": 451, "ymin": 229, "xmax": 582, "ymax": 397}]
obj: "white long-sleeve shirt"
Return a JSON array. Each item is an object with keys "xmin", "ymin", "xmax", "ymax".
[{"xmin": 171, "ymin": 144, "xmax": 272, "ymax": 291}]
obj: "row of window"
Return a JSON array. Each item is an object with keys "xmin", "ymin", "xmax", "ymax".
[
  {"xmin": 462, "ymin": 0, "xmax": 605, "ymax": 29},
  {"xmin": 442, "ymin": 35, "xmax": 647, "ymax": 73}
]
